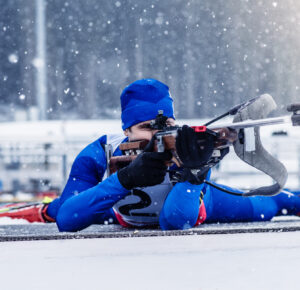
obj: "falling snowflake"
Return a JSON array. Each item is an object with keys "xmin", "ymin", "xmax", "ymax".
[{"xmin": 8, "ymin": 54, "xmax": 19, "ymax": 64}]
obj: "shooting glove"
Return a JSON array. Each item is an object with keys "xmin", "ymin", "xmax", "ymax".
[
  {"xmin": 176, "ymin": 125, "xmax": 215, "ymax": 168},
  {"xmin": 117, "ymin": 136, "xmax": 172, "ymax": 190},
  {"xmin": 180, "ymin": 144, "xmax": 229, "ymax": 184},
  {"xmin": 175, "ymin": 125, "xmax": 215, "ymax": 184}
]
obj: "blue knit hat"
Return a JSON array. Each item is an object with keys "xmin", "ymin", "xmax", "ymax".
[{"xmin": 121, "ymin": 79, "xmax": 175, "ymax": 130}]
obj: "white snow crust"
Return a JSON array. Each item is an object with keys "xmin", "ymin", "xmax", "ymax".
[
  {"xmin": 0, "ymin": 217, "xmax": 30, "ymax": 225},
  {"xmin": 0, "ymin": 232, "xmax": 300, "ymax": 290}
]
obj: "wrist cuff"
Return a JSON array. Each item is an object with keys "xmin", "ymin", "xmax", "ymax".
[{"xmin": 116, "ymin": 169, "xmax": 132, "ymax": 190}]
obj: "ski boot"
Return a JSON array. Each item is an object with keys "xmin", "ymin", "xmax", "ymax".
[{"xmin": 0, "ymin": 197, "xmax": 55, "ymax": 223}]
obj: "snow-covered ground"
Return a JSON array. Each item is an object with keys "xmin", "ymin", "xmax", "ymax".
[
  {"xmin": 0, "ymin": 217, "xmax": 30, "ymax": 225},
  {"xmin": 1, "ymin": 231, "xmax": 300, "ymax": 290}
]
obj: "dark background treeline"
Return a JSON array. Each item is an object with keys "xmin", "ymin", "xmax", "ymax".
[{"xmin": 0, "ymin": 0, "xmax": 299, "ymax": 121}]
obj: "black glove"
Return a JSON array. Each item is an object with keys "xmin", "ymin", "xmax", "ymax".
[
  {"xmin": 175, "ymin": 125, "xmax": 215, "ymax": 184},
  {"xmin": 117, "ymin": 136, "xmax": 172, "ymax": 190},
  {"xmin": 176, "ymin": 125, "xmax": 215, "ymax": 168},
  {"xmin": 178, "ymin": 143, "xmax": 229, "ymax": 185}
]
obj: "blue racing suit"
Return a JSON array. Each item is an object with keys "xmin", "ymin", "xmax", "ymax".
[{"xmin": 47, "ymin": 134, "xmax": 300, "ymax": 232}]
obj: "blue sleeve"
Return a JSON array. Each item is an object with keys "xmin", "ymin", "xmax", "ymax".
[
  {"xmin": 159, "ymin": 181, "xmax": 205, "ymax": 230},
  {"xmin": 47, "ymin": 139, "xmax": 106, "ymax": 218},
  {"xmin": 56, "ymin": 173, "xmax": 129, "ymax": 232},
  {"xmin": 47, "ymin": 137, "xmax": 130, "ymax": 232}
]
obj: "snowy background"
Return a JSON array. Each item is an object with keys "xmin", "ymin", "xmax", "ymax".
[{"xmin": 1, "ymin": 0, "xmax": 300, "ymax": 122}]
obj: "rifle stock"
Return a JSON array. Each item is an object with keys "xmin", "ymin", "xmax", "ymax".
[{"xmin": 109, "ymin": 126, "xmax": 238, "ymax": 174}]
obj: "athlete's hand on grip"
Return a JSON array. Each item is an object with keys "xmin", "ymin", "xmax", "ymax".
[
  {"xmin": 117, "ymin": 136, "xmax": 172, "ymax": 190},
  {"xmin": 176, "ymin": 125, "xmax": 215, "ymax": 169}
]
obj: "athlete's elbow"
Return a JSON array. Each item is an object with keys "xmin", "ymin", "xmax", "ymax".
[
  {"xmin": 56, "ymin": 215, "xmax": 78, "ymax": 232},
  {"xmin": 56, "ymin": 209, "xmax": 88, "ymax": 232}
]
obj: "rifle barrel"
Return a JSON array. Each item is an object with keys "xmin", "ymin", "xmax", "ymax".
[{"xmin": 208, "ymin": 116, "xmax": 291, "ymax": 130}]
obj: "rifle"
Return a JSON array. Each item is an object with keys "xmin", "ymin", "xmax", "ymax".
[{"xmin": 108, "ymin": 94, "xmax": 300, "ymax": 197}]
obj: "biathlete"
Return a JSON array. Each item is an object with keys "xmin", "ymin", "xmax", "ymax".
[{"xmin": 1, "ymin": 78, "xmax": 300, "ymax": 231}]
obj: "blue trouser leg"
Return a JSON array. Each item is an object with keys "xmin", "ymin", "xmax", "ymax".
[
  {"xmin": 204, "ymin": 183, "xmax": 300, "ymax": 223},
  {"xmin": 272, "ymin": 190, "xmax": 300, "ymax": 216},
  {"xmin": 204, "ymin": 184, "xmax": 260, "ymax": 223}
]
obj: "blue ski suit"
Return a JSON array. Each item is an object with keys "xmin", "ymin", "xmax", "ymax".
[{"xmin": 47, "ymin": 134, "xmax": 300, "ymax": 232}]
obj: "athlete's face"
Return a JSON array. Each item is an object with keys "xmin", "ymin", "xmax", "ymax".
[{"xmin": 124, "ymin": 118, "xmax": 175, "ymax": 141}]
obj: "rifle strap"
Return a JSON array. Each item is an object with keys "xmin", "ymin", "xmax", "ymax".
[{"xmin": 233, "ymin": 94, "xmax": 288, "ymax": 196}]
